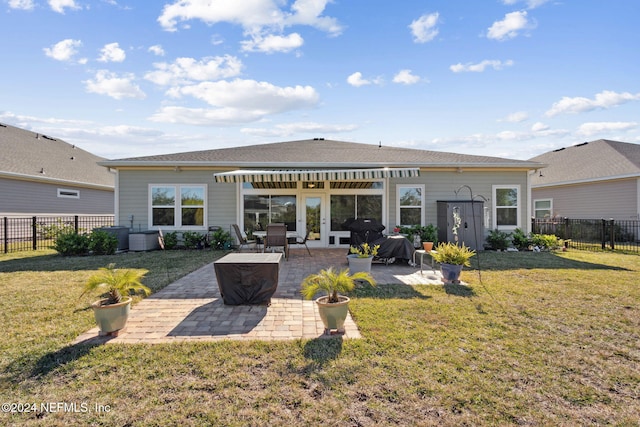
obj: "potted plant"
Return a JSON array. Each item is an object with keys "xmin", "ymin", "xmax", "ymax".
[
  {"xmin": 82, "ymin": 263, "xmax": 151, "ymax": 335},
  {"xmin": 347, "ymin": 243, "xmax": 380, "ymax": 274},
  {"xmin": 416, "ymin": 224, "xmax": 438, "ymax": 251},
  {"xmin": 432, "ymin": 242, "xmax": 475, "ymax": 284},
  {"xmin": 301, "ymin": 267, "xmax": 375, "ymax": 335}
]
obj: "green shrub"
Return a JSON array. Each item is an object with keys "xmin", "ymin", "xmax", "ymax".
[
  {"xmin": 52, "ymin": 232, "xmax": 90, "ymax": 256},
  {"xmin": 37, "ymin": 219, "xmax": 76, "ymax": 240},
  {"xmin": 486, "ymin": 229, "xmax": 511, "ymax": 251},
  {"xmin": 531, "ymin": 233, "xmax": 560, "ymax": 250},
  {"xmin": 182, "ymin": 231, "xmax": 205, "ymax": 249},
  {"xmin": 511, "ymin": 228, "xmax": 531, "ymax": 250},
  {"xmin": 163, "ymin": 231, "xmax": 178, "ymax": 249},
  {"xmin": 210, "ymin": 229, "xmax": 233, "ymax": 250},
  {"xmin": 88, "ymin": 229, "xmax": 118, "ymax": 255}
]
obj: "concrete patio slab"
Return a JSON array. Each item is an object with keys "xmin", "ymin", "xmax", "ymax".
[{"xmin": 74, "ymin": 248, "xmax": 446, "ymax": 344}]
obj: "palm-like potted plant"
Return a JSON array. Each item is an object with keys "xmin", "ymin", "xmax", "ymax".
[
  {"xmin": 432, "ymin": 242, "xmax": 475, "ymax": 284},
  {"xmin": 347, "ymin": 242, "xmax": 380, "ymax": 274},
  {"xmin": 82, "ymin": 263, "xmax": 151, "ymax": 335},
  {"xmin": 301, "ymin": 267, "xmax": 375, "ymax": 335}
]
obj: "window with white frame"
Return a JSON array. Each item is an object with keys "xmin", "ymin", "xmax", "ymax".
[
  {"xmin": 150, "ymin": 184, "xmax": 206, "ymax": 228},
  {"xmin": 534, "ymin": 199, "xmax": 552, "ymax": 219},
  {"xmin": 57, "ymin": 188, "xmax": 80, "ymax": 199},
  {"xmin": 397, "ymin": 185, "xmax": 424, "ymax": 227},
  {"xmin": 493, "ymin": 185, "xmax": 520, "ymax": 230}
]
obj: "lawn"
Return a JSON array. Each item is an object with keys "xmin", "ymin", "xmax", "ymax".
[{"xmin": 0, "ymin": 248, "xmax": 639, "ymax": 426}]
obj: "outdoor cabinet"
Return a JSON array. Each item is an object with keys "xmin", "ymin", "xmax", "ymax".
[{"xmin": 436, "ymin": 201, "xmax": 484, "ymax": 250}]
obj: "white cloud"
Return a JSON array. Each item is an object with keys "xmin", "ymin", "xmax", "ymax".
[
  {"xmin": 148, "ymin": 45, "xmax": 165, "ymax": 56},
  {"xmin": 450, "ymin": 59, "xmax": 514, "ymax": 73},
  {"xmin": 43, "ymin": 39, "xmax": 82, "ymax": 62},
  {"xmin": 392, "ymin": 69, "xmax": 421, "ymax": 85},
  {"xmin": 48, "ymin": 0, "xmax": 80, "ymax": 13},
  {"xmin": 151, "ymin": 78, "xmax": 319, "ymax": 125},
  {"xmin": 241, "ymin": 33, "xmax": 304, "ymax": 53},
  {"xmin": 487, "ymin": 11, "xmax": 531, "ymax": 41},
  {"xmin": 158, "ymin": 0, "xmax": 342, "ymax": 36},
  {"xmin": 84, "ymin": 70, "xmax": 146, "ymax": 100},
  {"xmin": 502, "ymin": 0, "xmax": 550, "ymax": 9},
  {"xmin": 98, "ymin": 42, "xmax": 126, "ymax": 63},
  {"xmin": 144, "ymin": 55, "xmax": 243, "ymax": 86},
  {"xmin": 531, "ymin": 122, "xmax": 549, "ymax": 132},
  {"xmin": 241, "ymin": 121, "xmax": 358, "ymax": 137},
  {"xmin": 577, "ymin": 121, "xmax": 638, "ymax": 136},
  {"xmin": 545, "ymin": 90, "xmax": 640, "ymax": 116},
  {"xmin": 409, "ymin": 12, "xmax": 439, "ymax": 43},
  {"xmin": 347, "ymin": 72, "xmax": 382, "ymax": 87},
  {"xmin": 8, "ymin": 0, "xmax": 35, "ymax": 10},
  {"xmin": 501, "ymin": 111, "xmax": 528, "ymax": 123}
]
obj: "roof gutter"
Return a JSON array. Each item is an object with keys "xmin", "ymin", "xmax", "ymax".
[{"xmin": 0, "ymin": 171, "xmax": 114, "ymax": 191}]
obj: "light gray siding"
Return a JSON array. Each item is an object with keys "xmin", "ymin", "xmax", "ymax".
[
  {"xmin": 0, "ymin": 177, "xmax": 113, "ymax": 215},
  {"xmin": 532, "ymin": 178, "xmax": 639, "ymax": 220},
  {"xmin": 116, "ymin": 169, "xmax": 237, "ymax": 231},
  {"xmin": 389, "ymin": 170, "xmax": 531, "ymax": 234}
]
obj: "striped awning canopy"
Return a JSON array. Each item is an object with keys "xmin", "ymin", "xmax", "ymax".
[{"xmin": 214, "ymin": 167, "xmax": 420, "ymax": 183}]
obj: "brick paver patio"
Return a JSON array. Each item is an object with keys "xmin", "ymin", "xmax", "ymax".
[{"xmin": 75, "ymin": 248, "xmax": 444, "ymax": 344}]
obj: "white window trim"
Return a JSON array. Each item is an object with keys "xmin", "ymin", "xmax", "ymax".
[
  {"xmin": 396, "ymin": 184, "xmax": 425, "ymax": 227},
  {"xmin": 534, "ymin": 198, "xmax": 553, "ymax": 219},
  {"xmin": 492, "ymin": 184, "xmax": 521, "ymax": 231},
  {"xmin": 57, "ymin": 188, "xmax": 80, "ymax": 199},
  {"xmin": 148, "ymin": 184, "xmax": 207, "ymax": 230}
]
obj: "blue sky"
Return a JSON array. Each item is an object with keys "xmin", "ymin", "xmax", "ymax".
[{"xmin": 1, "ymin": 0, "xmax": 639, "ymax": 160}]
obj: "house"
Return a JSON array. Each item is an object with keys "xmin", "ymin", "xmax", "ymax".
[
  {"xmin": 0, "ymin": 123, "xmax": 115, "ymax": 216},
  {"xmin": 100, "ymin": 139, "xmax": 543, "ymax": 249},
  {"xmin": 529, "ymin": 139, "xmax": 640, "ymax": 220}
]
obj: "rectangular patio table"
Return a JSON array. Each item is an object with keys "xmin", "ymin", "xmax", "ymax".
[{"xmin": 213, "ymin": 253, "xmax": 283, "ymax": 305}]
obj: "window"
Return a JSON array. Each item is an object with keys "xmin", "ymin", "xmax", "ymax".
[
  {"xmin": 243, "ymin": 194, "xmax": 296, "ymax": 232},
  {"xmin": 397, "ymin": 185, "xmax": 424, "ymax": 227},
  {"xmin": 57, "ymin": 188, "xmax": 79, "ymax": 199},
  {"xmin": 330, "ymin": 194, "xmax": 383, "ymax": 231},
  {"xmin": 150, "ymin": 185, "xmax": 206, "ymax": 228},
  {"xmin": 493, "ymin": 185, "xmax": 520, "ymax": 230},
  {"xmin": 534, "ymin": 199, "xmax": 552, "ymax": 219}
]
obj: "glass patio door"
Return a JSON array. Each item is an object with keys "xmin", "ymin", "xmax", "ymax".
[{"xmin": 301, "ymin": 194, "xmax": 326, "ymax": 247}]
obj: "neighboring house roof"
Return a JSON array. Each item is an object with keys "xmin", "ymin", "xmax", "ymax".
[
  {"xmin": 0, "ymin": 123, "xmax": 114, "ymax": 189},
  {"xmin": 529, "ymin": 139, "xmax": 640, "ymax": 187},
  {"xmin": 101, "ymin": 138, "xmax": 542, "ymax": 169}
]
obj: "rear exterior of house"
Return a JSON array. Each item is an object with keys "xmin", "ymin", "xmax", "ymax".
[
  {"xmin": 530, "ymin": 140, "xmax": 640, "ymax": 221},
  {"xmin": 0, "ymin": 123, "xmax": 115, "ymax": 216},
  {"xmin": 102, "ymin": 139, "xmax": 542, "ymax": 249}
]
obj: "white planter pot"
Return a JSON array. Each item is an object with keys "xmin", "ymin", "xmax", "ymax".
[{"xmin": 347, "ymin": 254, "xmax": 373, "ymax": 274}]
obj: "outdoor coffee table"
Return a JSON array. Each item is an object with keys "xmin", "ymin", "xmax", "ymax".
[{"xmin": 214, "ymin": 253, "xmax": 283, "ymax": 305}]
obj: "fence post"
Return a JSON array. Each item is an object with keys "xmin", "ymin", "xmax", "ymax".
[
  {"xmin": 600, "ymin": 219, "xmax": 606, "ymax": 250},
  {"xmin": 609, "ymin": 219, "xmax": 615, "ymax": 250},
  {"xmin": 3, "ymin": 217, "xmax": 7, "ymax": 253},
  {"xmin": 564, "ymin": 217, "xmax": 570, "ymax": 240},
  {"xmin": 531, "ymin": 217, "xmax": 535, "ymax": 234},
  {"xmin": 32, "ymin": 216, "xmax": 38, "ymax": 250},
  {"xmin": 74, "ymin": 215, "xmax": 79, "ymax": 234}
]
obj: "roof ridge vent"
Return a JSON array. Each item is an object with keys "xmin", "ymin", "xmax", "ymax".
[
  {"xmin": 575, "ymin": 142, "xmax": 588, "ymax": 147},
  {"xmin": 41, "ymin": 135, "xmax": 57, "ymax": 141},
  {"xmin": 313, "ymin": 137, "xmax": 325, "ymax": 141},
  {"xmin": 552, "ymin": 147, "xmax": 565, "ymax": 152}
]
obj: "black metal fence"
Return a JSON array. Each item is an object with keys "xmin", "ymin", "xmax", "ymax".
[
  {"xmin": 1, "ymin": 215, "xmax": 115, "ymax": 253},
  {"xmin": 532, "ymin": 217, "xmax": 640, "ymax": 253}
]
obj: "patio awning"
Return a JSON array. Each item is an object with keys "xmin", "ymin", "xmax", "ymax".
[{"xmin": 213, "ymin": 167, "xmax": 420, "ymax": 183}]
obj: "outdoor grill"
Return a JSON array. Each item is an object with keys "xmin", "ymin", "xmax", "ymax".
[{"xmin": 343, "ymin": 218, "xmax": 415, "ymax": 264}]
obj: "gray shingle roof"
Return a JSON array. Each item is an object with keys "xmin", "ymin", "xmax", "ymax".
[
  {"xmin": 0, "ymin": 123, "xmax": 114, "ymax": 188},
  {"xmin": 102, "ymin": 139, "xmax": 541, "ymax": 169},
  {"xmin": 529, "ymin": 139, "xmax": 640, "ymax": 186}
]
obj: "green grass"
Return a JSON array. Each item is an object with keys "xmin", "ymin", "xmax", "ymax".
[{"xmin": 1, "ymin": 249, "xmax": 639, "ymax": 426}]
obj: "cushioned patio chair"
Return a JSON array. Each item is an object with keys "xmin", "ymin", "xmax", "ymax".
[
  {"xmin": 264, "ymin": 223, "xmax": 288, "ymax": 259},
  {"xmin": 232, "ymin": 224, "xmax": 257, "ymax": 252}
]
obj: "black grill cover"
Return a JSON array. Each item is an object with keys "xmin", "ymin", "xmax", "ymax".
[{"xmin": 343, "ymin": 218, "xmax": 415, "ymax": 261}]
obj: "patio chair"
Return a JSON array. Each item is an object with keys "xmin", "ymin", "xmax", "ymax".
[
  {"xmin": 294, "ymin": 231, "xmax": 312, "ymax": 257},
  {"xmin": 264, "ymin": 223, "xmax": 288, "ymax": 259},
  {"xmin": 232, "ymin": 224, "xmax": 257, "ymax": 252}
]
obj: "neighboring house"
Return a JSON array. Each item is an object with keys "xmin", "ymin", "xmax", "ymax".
[
  {"xmin": 100, "ymin": 139, "xmax": 542, "ymax": 249},
  {"xmin": 529, "ymin": 139, "xmax": 640, "ymax": 220},
  {"xmin": 0, "ymin": 123, "xmax": 115, "ymax": 216}
]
